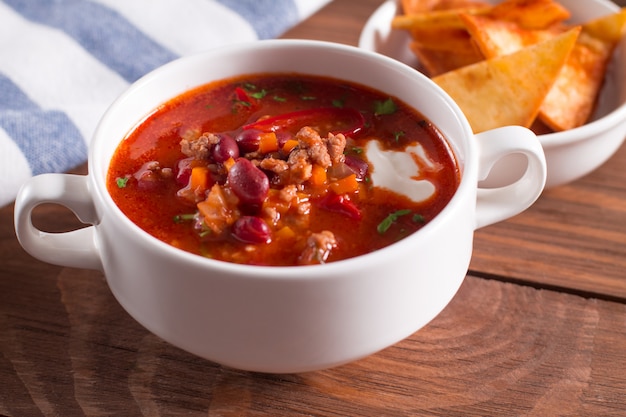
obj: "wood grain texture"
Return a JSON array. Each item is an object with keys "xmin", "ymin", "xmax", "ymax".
[
  {"xmin": 3, "ymin": 0, "xmax": 626, "ymax": 415},
  {"xmin": 1, "ymin": 257, "xmax": 625, "ymax": 416}
]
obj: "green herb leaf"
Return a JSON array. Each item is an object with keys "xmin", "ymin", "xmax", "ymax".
[
  {"xmin": 116, "ymin": 177, "xmax": 129, "ymax": 188},
  {"xmin": 332, "ymin": 99, "xmax": 345, "ymax": 108},
  {"xmin": 394, "ymin": 131, "xmax": 405, "ymax": 142},
  {"xmin": 377, "ymin": 209, "xmax": 412, "ymax": 234},
  {"xmin": 374, "ymin": 98, "xmax": 397, "ymax": 116},
  {"xmin": 347, "ymin": 146, "xmax": 363, "ymax": 155},
  {"xmin": 301, "ymin": 96, "xmax": 317, "ymax": 101},
  {"xmin": 250, "ymin": 89, "xmax": 268, "ymax": 99},
  {"xmin": 412, "ymin": 213, "xmax": 425, "ymax": 223},
  {"xmin": 173, "ymin": 213, "xmax": 196, "ymax": 223},
  {"xmin": 273, "ymin": 95, "xmax": 287, "ymax": 102}
]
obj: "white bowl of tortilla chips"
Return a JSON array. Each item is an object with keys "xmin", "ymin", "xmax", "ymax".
[{"xmin": 359, "ymin": 0, "xmax": 626, "ymax": 188}]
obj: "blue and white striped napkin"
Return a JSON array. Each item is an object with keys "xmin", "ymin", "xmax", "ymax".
[{"xmin": 0, "ymin": 0, "xmax": 331, "ymax": 207}]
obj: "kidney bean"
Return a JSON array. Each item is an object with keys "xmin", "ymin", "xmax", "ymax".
[
  {"xmin": 231, "ymin": 216, "xmax": 271, "ymax": 244},
  {"xmin": 344, "ymin": 154, "xmax": 369, "ymax": 180},
  {"xmin": 235, "ymin": 129, "xmax": 262, "ymax": 153},
  {"xmin": 212, "ymin": 134, "xmax": 239, "ymax": 163},
  {"xmin": 228, "ymin": 158, "xmax": 269, "ymax": 206},
  {"xmin": 134, "ymin": 161, "xmax": 164, "ymax": 191},
  {"xmin": 275, "ymin": 131, "xmax": 293, "ymax": 147}
]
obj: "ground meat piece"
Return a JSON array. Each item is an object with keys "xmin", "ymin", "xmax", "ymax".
[
  {"xmin": 287, "ymin": 149, "xmax": 313, "ymax": 184},
  {"xmin": 262, "ymin": 206, "xmax": 280, "ymax": 225},
  {"xmin": 278, "ymin": 184, "xmax": 298, "ymax": 202},
  {"xmin": 245, "ymin": 151, "xmax": 264, "ymax": 161},
  {"xmin": 325, "ymin": 133, "xmax": 346, "ymax": 164},
  {"xmin": 259, "ymin": 157, "xmax": 289, "ymax": 174},
  {"xmin": 295, "ymin": 200, "xmax": 311, "ymax": 215},
  {"xmin": 297, "ymin": 231, "xmax": 337, "ymax": 265},
  {"xmin": 180, "ymin": 132, "xmax": 219, "ymax": 159},
  {"xmin": 296, "ymin": 127, "xmax": 331, "ymax": 168}
]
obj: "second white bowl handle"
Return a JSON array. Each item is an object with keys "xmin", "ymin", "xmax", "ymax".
[{"xmin": 13, "ymin": 174, "xmax": 103, "ymax": 271}]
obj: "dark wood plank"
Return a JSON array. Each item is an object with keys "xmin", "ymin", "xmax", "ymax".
[{"xmin": 281, "ymin": 0, "xmax": 385, "ymax": 45}]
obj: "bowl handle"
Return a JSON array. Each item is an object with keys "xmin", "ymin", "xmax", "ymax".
[
  {"xmin": 13, "ymin": 174, "xmax": 103, "ymax": 271},
  {"xmin": 474, "ymin": 126, "xmax": 547, "ymax": 229}
]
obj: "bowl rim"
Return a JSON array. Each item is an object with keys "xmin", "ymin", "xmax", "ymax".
[{"xmin": 539, "ymin": 98, "xmax": 626, "ymax": 148}]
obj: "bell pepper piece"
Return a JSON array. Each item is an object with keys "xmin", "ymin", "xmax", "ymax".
[{"xmin": 243, "ymin": 107, "xmax": 365, "ymax": 136}]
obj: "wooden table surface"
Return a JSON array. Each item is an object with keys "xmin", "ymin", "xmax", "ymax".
[{"xmin": 2, "ymin": 1, "xmax": 626, "ymax": 416}]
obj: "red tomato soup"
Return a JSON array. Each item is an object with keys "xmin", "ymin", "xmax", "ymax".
[{"xmin": 107, "ymin": 74, "xmax": 460, "ymax": 266}]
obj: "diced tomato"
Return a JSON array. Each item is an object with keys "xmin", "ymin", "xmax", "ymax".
[{"xmin": 318, "ymin": 193, "xmax": 362, "ymax": 220}]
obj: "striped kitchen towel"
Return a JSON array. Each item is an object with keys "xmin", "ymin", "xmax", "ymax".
[{"xmin": 0, "ymin": 0, "xmax": 331, "ymax": 207}]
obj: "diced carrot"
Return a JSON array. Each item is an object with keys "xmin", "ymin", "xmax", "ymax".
[
  {"xmin": 223, "ymin": 157, "xmax": 236, "ymax": 171},
  {"xmin": 282, "ymin": 139, "xmax": 299, "ymax": 153},
  {"xmin": 309, "ymin": 164, "xmax": 327, "ymax": 186},
  {"xmin": 190, "ymin": 166, "xmax": 210, "ymax": 193},
  {"xmin": 329, "ymin": 173, "xmax": 359, "ymax": 195},
  {"xmin": 259, "ymin": 132, "xmax": 279, "ymax": 154},
  {"xmin": 275, "ymin": 225, "xmax": 296, "ymax": 240}
]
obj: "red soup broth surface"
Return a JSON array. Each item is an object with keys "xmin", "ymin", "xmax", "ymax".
[{"xmin": 107, "ymin": 73, "xmax": 460, "ymax": 266}]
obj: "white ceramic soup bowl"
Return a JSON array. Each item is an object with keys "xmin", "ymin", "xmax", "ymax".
[
  {"xmin": 14, "ymin": 40, "xmax": 546, "ymax": 373},
  {"xmin": 359, "ymin": 0, "xmax": 626, "ymax": 189}
]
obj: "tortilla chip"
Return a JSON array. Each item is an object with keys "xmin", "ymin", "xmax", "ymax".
[
  {"xmin": 392, "ymin": 7, "xmax": 490, "ymax": 31},
  {"xmin": 432, "ymin": 28, "xmax": 580, "ymax": 133},
  {"xmin": 461, "ymin": 13, "xmax": 565, "ymax": 57},
  {"xmin": 583, "ymin": 7, "xmax": 626, "ymax": 43},
  {"xmin": 410, "ymin": 41, "xmax": 483, "ymax": 76},
  {"xmin": 540, "ymin": 9, "xmax": 626, "ymax": 130},
  {"xmin": 434, "ymin": 0, "xmax": 490, "ymax": 10},
  {"xmin": 410, "ymin": 27, "xmax": 474, "ymax": 51},
  {"xmin": 489, "ymin": 0, "xmax": 570, "ymax": 29},
  {"xmin": 401, "ymin": 0, "xmax": 486, "ymax": 14},
  {"xmin": 401, "ymin": 0, "xmax": 440, "ymax": 14}
]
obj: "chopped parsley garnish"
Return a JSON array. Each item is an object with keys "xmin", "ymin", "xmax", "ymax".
[
  {"xmin": 332, "ymin": 99, "xmax": 345, "ymax": 108},
  {"xmin": 347, "ymin": 146, "xmax": 363, "ymax": 155},
  {"xmin": 376, "ymin": 209, "xmax": 424, "ymax": 234},
  {"xmin": 116, "ymin": 177, "xmax": 129, "ymax": 188},
  {"xmin": 377, "ymin": 209, "xmax": 412, "ymax": 234},
  {"xmin": 173, "ymin": 213, "xmax": 196, "ymax": 223},
  {"xmin": 374, "ymin": 98, "xmax": 397, "ymax": 116},
  {"xmin": 301, "ymin": 96, "xmax": 317, "ymax": 101},
  {"xmin": 412, "ymin": 213, "xmax": 425, "ymax": 223},
  {"xmin": 273, "ymin": 95, "xmax": 287, "ymax": 102},
  {"xmin": 394, "ymin": 131, "xmax": 405, "ymax": 142},
  {"xmin": 250, "ymin": 89, "xmax": 268, "ymax": 99}
]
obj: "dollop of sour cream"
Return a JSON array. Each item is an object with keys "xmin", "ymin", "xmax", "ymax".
[{"xmin": 365, "ymin": 140, "xmax": 437, "ymax": 203}]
